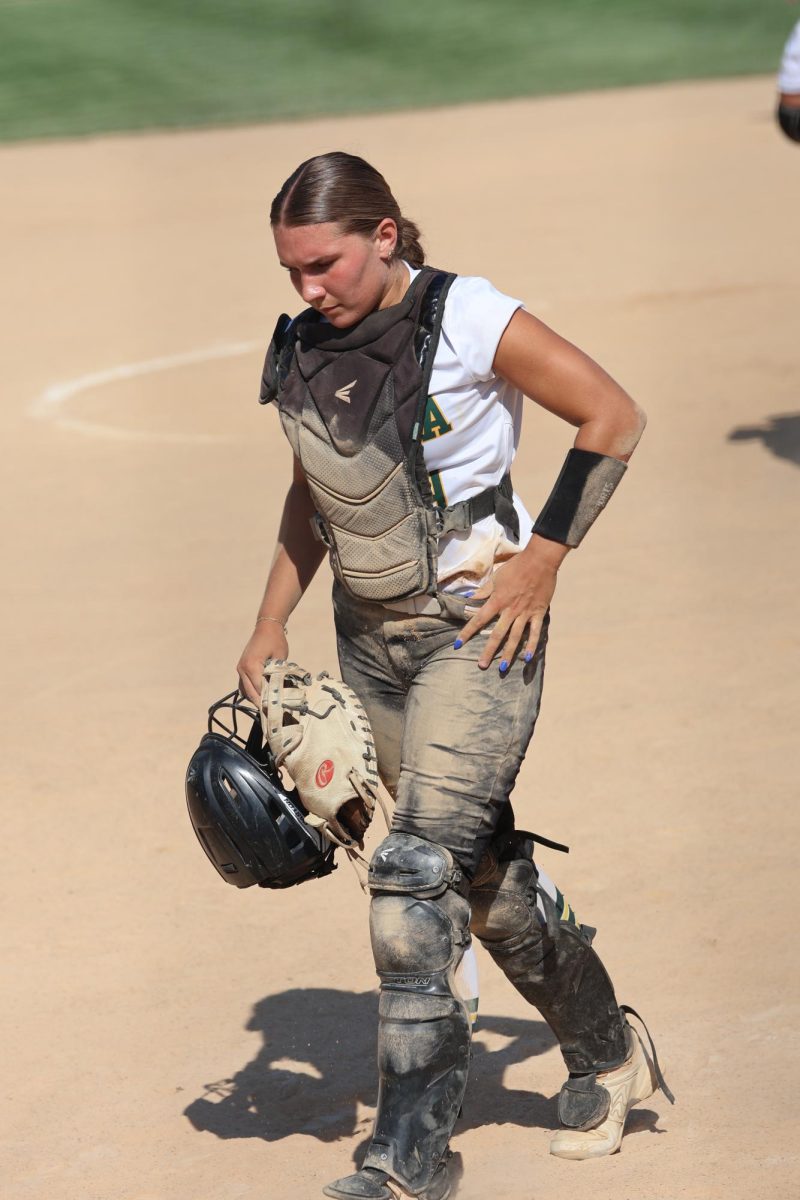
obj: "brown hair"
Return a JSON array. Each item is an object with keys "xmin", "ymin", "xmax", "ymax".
[{"xmin": 270, "ymin": 151, "xmax": 426, "ymax": 268}]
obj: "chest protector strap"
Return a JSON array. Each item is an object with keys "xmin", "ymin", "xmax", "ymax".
[{"xmin": 260, "ymin": 268, "xmax": 519, "ymax": 602}]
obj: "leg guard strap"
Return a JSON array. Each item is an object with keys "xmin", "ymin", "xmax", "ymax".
[{"xmin": 621, "ymin": 1005, "xmax": 675, "ymax": 1104}]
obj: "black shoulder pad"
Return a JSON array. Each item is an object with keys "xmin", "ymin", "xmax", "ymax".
[
  {"xmin": 259, "ymin": 313, "xmax": 294, "ymax": 405},
  {"xmin": 414, "ymin": 269, "xmax": 456, "ymax": 368}
]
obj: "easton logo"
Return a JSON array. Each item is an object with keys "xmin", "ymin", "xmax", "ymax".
[
  {"xmin": 315, "ymin": 759, "xmax": 335, "ymax": 788},
  {"xmin": 334, "ymin": 378, "xmax": 357, "ymax": 403}
]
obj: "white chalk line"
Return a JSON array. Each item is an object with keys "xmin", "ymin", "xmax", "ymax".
[{"xmin": 30, "ymin": 340, "xmax": 262, "ymax": 443}]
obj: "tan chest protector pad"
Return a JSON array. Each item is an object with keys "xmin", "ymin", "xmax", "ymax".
[{"xmin": 261, "ymin": 270, "xmax": 455, "ymax": 602}]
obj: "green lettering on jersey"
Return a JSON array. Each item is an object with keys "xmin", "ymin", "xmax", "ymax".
[
  {"xmin": 429, "ymin": 469, "xmax": 448, "ymax": 508},
  {"xmin": 421, "ymin": 395, "xmax": 452, "ymax": 442}
]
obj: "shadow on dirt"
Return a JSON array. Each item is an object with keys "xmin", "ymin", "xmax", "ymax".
[
  {"xmin": 184, "ymin": 988, "xmax": 665, "ymax": 1155},
  {"xmin": 728, "ymin": 412, "xmax": 800, "ymax": 467},
  {"xmin": 184, "ymin": 987, "xmax": 563, "ymax": 1144}
]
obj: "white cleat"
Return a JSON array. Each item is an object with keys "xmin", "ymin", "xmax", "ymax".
[{"xmin": 550, "ymin": 1025, "xmax": 658, "ymax": 1160}]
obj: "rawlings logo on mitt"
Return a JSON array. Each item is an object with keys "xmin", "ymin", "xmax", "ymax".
[{"xmin": 260, "ymin": 660, "xmax": 380, "ymax": 849}]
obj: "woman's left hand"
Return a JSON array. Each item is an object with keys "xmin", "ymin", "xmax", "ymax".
[{"xmin": 454, "ymin": 535, "xmax": 569, "ymax": 671}]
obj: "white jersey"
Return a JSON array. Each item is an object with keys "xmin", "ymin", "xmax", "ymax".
[
  {"xmin": 779, "ymin": 20, "xmax": 800, "ymax": 93},
  {"xmin": 407, "ymin": 266, "xmax": 533, "ymax": 594}
]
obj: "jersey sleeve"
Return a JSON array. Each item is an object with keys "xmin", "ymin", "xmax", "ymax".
[
  {"xmin": 441, "ymin": 275, "xmax": 524, "ymax": 383},
  {"xmin": 779, "ymin": 20, "xmax": 800, "ymax": 93}
]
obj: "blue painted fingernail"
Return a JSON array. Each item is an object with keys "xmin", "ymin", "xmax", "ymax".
[
  {"xmin": 453, "ymin": 638, "xmax": 463, "ymax": 650},
  {"xmin": 524, "ymin": 651, "xmax": 533, "ymax": 663},
  {"xmin": 499, "ymin": 659, "xmax": 509, "ymax": 672}
]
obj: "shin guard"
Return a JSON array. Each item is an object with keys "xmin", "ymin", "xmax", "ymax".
[
  {"xmin": 363, "ymin": 833, "xmax": 472, "ymax": 1194},
  {"xmin": 469, "ymin": 832, "xmax": 628, "ymax": 1074}
]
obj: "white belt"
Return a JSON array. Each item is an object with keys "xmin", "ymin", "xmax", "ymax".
[{"xmin": 379, "ymin": 595, "xmax": 444, "ymax": 616}]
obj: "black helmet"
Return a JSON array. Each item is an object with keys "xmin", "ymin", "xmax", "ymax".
[{"xmin": 185, "ymin": 691, "xmax": 337, "ymax": 889}]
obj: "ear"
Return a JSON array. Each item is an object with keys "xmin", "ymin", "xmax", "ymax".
[{"xmin": 374, "ymin": 217, "xmax": 399, "ymax": 262}]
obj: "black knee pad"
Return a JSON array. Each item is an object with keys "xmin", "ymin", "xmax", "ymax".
[
  {"xmin": 470, "ymin": 829, "xmax": 586, "ymax": 943},
  {"xmin": 369, "ymin": 831, "xmax": 470, "ymax": 991},
  {"xmin": 369, "ymin": 830, "xmax": 468, "ymax": 899},
  {"xmin": 469, "ymin": 829, "xmax": 566, "ymax": 947},
  {"xmin": 469, "ymin": 851, "xmax": 537, "ymax": 944}
]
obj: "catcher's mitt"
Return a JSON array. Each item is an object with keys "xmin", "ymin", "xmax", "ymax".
[{"xmin": 260, "ymin": 659, "xmax": 381, "ymax": 849}]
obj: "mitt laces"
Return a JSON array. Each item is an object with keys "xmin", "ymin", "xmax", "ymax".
[{"xmin": 322, "ymin": 783, "xmax": 393, "ymax": 892}]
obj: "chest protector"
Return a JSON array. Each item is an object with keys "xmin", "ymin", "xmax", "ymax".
[{"xmin": 259, "ymin": 267, "xmax": 519, "ymax": 603}]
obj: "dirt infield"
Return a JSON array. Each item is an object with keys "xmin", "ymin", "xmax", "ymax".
[{"xmin": 3, "ymin": 77, "xmax": 799, "ymax": 1200}]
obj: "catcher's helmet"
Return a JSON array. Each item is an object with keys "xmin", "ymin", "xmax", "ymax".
[{"xmin": 185, "ymin": 691, "xmax": 337, "ymax": 889}]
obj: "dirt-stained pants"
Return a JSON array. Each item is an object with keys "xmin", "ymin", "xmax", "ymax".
[
  {"xmin": 333, "ymin": 581, "xmax": 629, "ymax": 1149},
  {"xmin": 333, "ymin": 583, "xmax": 548, "ymax": 876}
]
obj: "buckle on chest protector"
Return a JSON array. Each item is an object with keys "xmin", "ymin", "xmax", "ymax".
[
  {"xmin": 310, "ymin": 512, "xmax": 332, "ymax": 547},
  {"xmin": 430, "ymin": 503, "xmax": 472, "ymax": 536}
]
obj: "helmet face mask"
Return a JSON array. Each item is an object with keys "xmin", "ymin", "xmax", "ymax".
[
  {"xmin": 185, "ymin": 691, "xmax": 337, "ymax": 889},
  {"xmin": 207, "ymin": 691, "xmax": 268, "ymax": 758}
]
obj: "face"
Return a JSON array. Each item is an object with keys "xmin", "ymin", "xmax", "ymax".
[{"xmin": 273, "ymin": 219, "xmax": 402, "ymax": 328}]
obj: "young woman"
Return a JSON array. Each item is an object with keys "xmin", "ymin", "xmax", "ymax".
[
  {"xmin": 237, "ymin": 152, "xmax": 670, "ymax": 1200},
  {"xmin": 777, "ymin": 18, "xmax": 800, "ymax": 141}
]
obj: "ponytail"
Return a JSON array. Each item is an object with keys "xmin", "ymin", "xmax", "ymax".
[{"xmin": 396, "ymin": 216, "xmax": 425, "ymax": 268}]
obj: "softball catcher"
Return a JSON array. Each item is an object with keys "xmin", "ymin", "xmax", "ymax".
[
  {"xmin": 777, "ymin": 19, "xmax": 800, "ymax": 142},
  {"xmin": 233, "ymin": 152, "xmax": 672, "ymax": 1200}
]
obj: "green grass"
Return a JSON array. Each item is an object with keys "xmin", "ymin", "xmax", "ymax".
[{"xmin": 0, "ymin": 1, "xmax": 794, "ymax": 142}]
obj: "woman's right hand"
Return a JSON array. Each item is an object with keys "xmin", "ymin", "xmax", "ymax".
[{"xmin": 237, "ymin": 623, "xmax": 289, "ymax": 705}]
